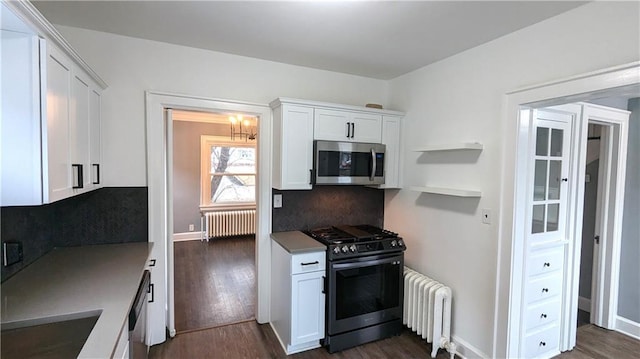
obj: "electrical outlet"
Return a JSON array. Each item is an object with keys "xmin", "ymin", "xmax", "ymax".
[
  {"xmin": 3, "ymin": 241, "xmax": 23, "ymax": 266},
  {"xmin": 481, "ymin": 209, "xmax": 492, "ymax": 225},
  {"xmin": 188, "ymin": 224, "xmax": 195, "ymax": 232},
  {"xmin": 273, "ymin": 194, "xmax": 283, "ymax": 208}
]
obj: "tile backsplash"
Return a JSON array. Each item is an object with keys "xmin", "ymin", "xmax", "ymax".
[
  {"xmin": 272, "ymin": 186, "xmax": 384, "ymax": 232},
  {"xmin": 1, "ymin": 187, "xmax": 148, "ymax": 282}
]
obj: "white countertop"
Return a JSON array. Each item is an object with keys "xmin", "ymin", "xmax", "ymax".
[
  {"xmin": 271, "ymin": 231, "xmax": 326, "ymax": 253},
  {"xmin": 1, "ymin": 242, "xmax": 152, "ymax": 358}
]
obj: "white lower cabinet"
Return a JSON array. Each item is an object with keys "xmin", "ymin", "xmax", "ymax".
[
  {"xmin": 113, "ymin": 320, "xmax": 129, "ymax": 359},
  {"xmin": 521, "ymin": 244, "xmax": 565, "ymax": 358},
  {"xmin": 270, "ymin": 241, "xmax": 325, "ymax": 355}
]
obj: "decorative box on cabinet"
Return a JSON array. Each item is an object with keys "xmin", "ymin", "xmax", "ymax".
[
  {"xmin": 270, "ymin": 240, "xmax": 326, "ymax": 355},
  {"xmin": 0, "ymin": 1, "xmax": 106, "ymax": 206}
]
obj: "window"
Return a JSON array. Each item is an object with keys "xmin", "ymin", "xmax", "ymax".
[{"xmin": 201, "ymin": 136, "xmax": 256, "ymax": 208}]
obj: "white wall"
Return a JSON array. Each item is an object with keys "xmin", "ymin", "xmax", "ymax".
[
  {"xmin": 55, "ymin": 25, "xmax": 389, "ymax": 186},
  {"xmin": 385, "ymin": 2, "xmax": 639, "ymax": 357}
]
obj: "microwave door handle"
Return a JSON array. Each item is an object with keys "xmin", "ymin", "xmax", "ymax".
[{"xmin": 370, "ymin": 148, "xmax": 376, "ymax": 181}]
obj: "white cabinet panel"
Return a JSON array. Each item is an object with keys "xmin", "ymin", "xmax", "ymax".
[
  {"xmin": 528, "ymin": 247, "xmax": 564, "ymax": 277},
  {"xmin": 291, "ymin": 271, "xmax": 325, "ymax": 346},
  {"xmin": 71, "ymin": 73, "xmax": 90, "ymax": 190},
  {"xmin": 291, "ymin": 251, "xmax": 325, "ymax": 275},
  {"xmin": 314, "ymin": 109, "xmax": 382, "ymax": 143},
  {"xmin": 272, "ymin": 104, "xmax": 314, "ymax": 190},
  {"xmin": 46, "ymin": 46, "xmax": 73, "ymax": 202},
  {"xmin": 89, "ymin": 89, "xmax": 102, "ymax": 188},
  {"xmin": 379, "ymin": 116, "xmax": 402, "ymax": 189},
  {"xmin": 524, "ymin": 325, "xmax": 560, "ymax": 358},
  {"xmin": 525, "ymin": 299, "xmax": 561, "ymax": 332}
]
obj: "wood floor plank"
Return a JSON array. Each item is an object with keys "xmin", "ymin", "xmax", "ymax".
[{"xmin": 173, "ymin": 236, "xmax": 255, "ymax": 332}]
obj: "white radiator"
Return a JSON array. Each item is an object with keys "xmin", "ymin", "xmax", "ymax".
[
  {"xmin": 203, "ymin": 209, "xmax": 256, "ymax": 239},
  {"xmin": 404, "ymin": 266, "xmax": 455, "ymax": 358}
]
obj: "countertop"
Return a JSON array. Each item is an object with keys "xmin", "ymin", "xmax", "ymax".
[
  {"xmin": 1, "ymin": 242, "xmax": 153, "ymax": 358},
  {"xmin": 271, "ymin": 231, "xmax": 326, "ymax": 253}
]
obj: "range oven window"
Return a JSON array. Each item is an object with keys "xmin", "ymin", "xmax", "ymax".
[{"xmin": 334, "ymin": 260, "xmax": 400, "ymax": 320}]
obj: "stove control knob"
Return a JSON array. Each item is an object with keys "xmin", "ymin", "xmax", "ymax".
[
  {"xmin": 349, "ymin": 244, "xmax": 357, "ymax": 253},
  {"xmin": 398, "ymin": 239, "xmax": 404, "ymax": 247},
  {"xmin": 391, "ymin": 240, "xmax": 397, "ymax": 247},
  {"xmin": 333, "ymin": 247, "xmax": 341, "ymax": 254},
  {"xmin": 341, "ymin": 245, "xmax": 349, "ymax": 253}
]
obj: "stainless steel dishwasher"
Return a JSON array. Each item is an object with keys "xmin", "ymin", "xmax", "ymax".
[{"xmin": 129, "ymin": 270, "xmax": 150, "ymax": 359}]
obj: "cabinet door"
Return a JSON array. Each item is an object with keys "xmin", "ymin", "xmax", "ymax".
[
  {"xmin": 291, "ymin": 270, "xmax": 325, "ymax": 346},
  {"xmin": 273, "ymin": 104, "xmax": 314, "ymax": 190},
  {"xmin": 45, "ymin": 46, "xmax": 73, "ymax": 202},
  {"xmin": 313, "ymin": 108, "xmax": 350, "ymax": 141},
  {"xmin": 89, "ymin": 89, "xmax": 101, "ymax": 188},
  {"xmin": 379, "ymin": 116, "xmax": 402, "ymax": 188},
  {"xmin": 350, "ymin": 112, "xmax": 382, "ymax": 143},
  {"xmin": 70, "ymin": 73, "xmax": 90, "ymax": 191}
]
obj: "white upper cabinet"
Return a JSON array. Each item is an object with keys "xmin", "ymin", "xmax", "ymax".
[
  {"xmin": 314, "ymin": 108, "xmax": 382, "ymax": 143},
  {"xmin": 271, "ymin": 98, "xmax": 403, "ymax": 190},
  {"xmin": 378, "ymin": 115, "xmax": 402, "ymax": 189},
  {"xmin": 271, "ymin": 101, "xmax": 314, "ymax": 190},
  {"xmin": 0, "ymin": 1, "xmax": 106, "ymax": 206}
]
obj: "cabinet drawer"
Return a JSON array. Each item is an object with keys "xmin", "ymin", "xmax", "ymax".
[
  {"xmin": 525, "ymin": 273, "xmax": 563, "ymax": 304},
  {"xmin": 291, "ymin": 251, "xmax": 325, "ymax": 275},
  {"xmin": 524, "ymin": 325, "xmax": 560, "ymax": 358},
  {"xmin": 525, "ymin": 299, "xmax": 561, "ymax": 332},
  {"xmin": 528, "ymin": 248, "xmax": 564, "ymax": 277}
]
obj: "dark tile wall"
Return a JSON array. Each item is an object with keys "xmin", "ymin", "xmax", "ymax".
[
  {"xmin": 1, "ymin": 187, "xmax": 148, "ymax": 282},
  {"xmin": 272, "ymin": 186, "xmax": 384, "ymax": 232}
]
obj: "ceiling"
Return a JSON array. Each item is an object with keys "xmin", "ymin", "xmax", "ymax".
[{"xmin": 32, "ymin": 1, "xmax": 586, "ymax": 80}]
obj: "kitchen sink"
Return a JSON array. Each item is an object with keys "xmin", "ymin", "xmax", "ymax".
[{"xmin": 1, "ymin": 311, "xmax": 101, "ymax": 359}]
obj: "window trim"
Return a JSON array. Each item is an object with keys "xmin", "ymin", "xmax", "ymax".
[{"xmin": 200, "ymin": 135, "xmax": 256, "ymax": 207}]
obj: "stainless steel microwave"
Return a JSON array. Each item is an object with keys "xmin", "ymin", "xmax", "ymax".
[{"xmin": 313, "ymin": 140, "xmax": 385, "ymax": 185}]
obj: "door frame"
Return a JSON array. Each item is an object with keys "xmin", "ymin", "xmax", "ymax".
[
  {"xmin": 493, "ymin": 62, "xmax": 639, "ymax": 358},
  {"xmin": 580, "ymin": 106, "xmax": 632, "ymax": 329},
  {"xmin": 145, "ymin": 91, "xmax": 272, "ymax": 344}
]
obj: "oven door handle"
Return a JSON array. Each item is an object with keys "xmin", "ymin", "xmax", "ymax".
[{"xmin": 331, "ymin": 254, "xmax": 401, "ymax": 270}]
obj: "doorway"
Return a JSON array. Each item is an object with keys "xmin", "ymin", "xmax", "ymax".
[
  {"xmin": 145, "ymin": 92, "xmax": 272, "ymax": 345},
  {"xmin": 171, "ymin": 109, "xmax": 258, "ymax": 333}
]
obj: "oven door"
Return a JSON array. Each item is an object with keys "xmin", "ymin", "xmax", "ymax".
[
  {"xmin": 314, "ymin": 140, "xmax": 385, "ymax": 185},
  {"xmin": 327, "ymin": 252, "xmax": 403, "ymax": 335}
]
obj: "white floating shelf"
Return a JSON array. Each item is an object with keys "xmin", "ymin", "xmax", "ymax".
[
  {"xmin": 414, "ymin": 142, "xmax": 483, "ymax": 152},
  {"xmin": 409, "ymin": 186, "xmax": 482, "ymax": 198}
]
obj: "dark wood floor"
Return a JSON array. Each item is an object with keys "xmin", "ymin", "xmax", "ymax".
[
  {"xmin": 173, "ymin": 235, "xmax": 255, "ymax": 332},
  {"xmin": 150, "ymin": 320, "xmax": 640, "ymax": 359},
  {"xmin": 150, "ymin": 321, "xmax": 453, "ymax": 359}
]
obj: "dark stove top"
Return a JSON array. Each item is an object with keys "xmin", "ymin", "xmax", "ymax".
[{"xmin": 304, "ymin": 225, "xmax": 404, "ymax": 260}]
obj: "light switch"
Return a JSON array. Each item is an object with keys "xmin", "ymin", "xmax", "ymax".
[{"xmin": 273, "ymin": 194, "xmax": 283, "ymax": 208}]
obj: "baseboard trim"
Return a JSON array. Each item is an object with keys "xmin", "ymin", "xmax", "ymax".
[
  {"xmin": 173, "ymin": 232, "xmax": 203, "ymax": 242},
  {"xmin": 578, "ymin": 296, "xmax": 591, "ymax": 312},
  {"xmin": 450, "ymin": 335, "xmax": 489, "ymax": 359},
  {"xmin": 615, "ymin": 316, "xmax": 640, "ymax": 340}
]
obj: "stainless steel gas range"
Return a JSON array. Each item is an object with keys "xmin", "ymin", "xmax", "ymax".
[{"xmin": 304, "ymin": 225, "xmax": 406, "ymax": 353}]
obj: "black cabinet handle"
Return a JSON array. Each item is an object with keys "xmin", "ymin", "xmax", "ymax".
[
  {"xmin": 346, "ymin": 122, "xmax": 351, "ymax": 138},
  {"xmin": 542, "ymin": 288, "xmax": 549, "ymax": 293},
  {"xmin": 541, "ymin": 313, "xmax": 547, "ymax": 318},
  {"xmin": 149, "ymin": 259, "xmax": 156, "ymax": 267},
  {"xmin": 351, "ymin": 122, "xmax": 355, "ymax": 138},
  {"xmin": 72, "ymin": 164, "xmax": 83, "ymax": 189},
  {"xmin": 92, "ymin": 164, "xmax": 100, "ymax": 184},
  {"xmin": 322, "ymin": 276, "xmax": 326, "ymax": 294},
  {"xmin": 543, "ymin": 262, "xmax": 550, "ymax": 267},
  {"xmin": 301, "ymin": 261, "xmax": 319, "ymax": 266},
  {"xmin": 539, "ymin": 341, "xmax": 546, "ymax": 347},
  {"xmin": 148, "ymin": 283, "xmax": 154, "ymax": 303},
  {"xmin": 309, "ymin": 169, "xmax": 313, "ymax": 185}
]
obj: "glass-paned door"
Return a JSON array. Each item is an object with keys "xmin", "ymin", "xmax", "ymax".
[{"xmin": 529, "ymin": 111, "xmax": 572, "ymax": 243}]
